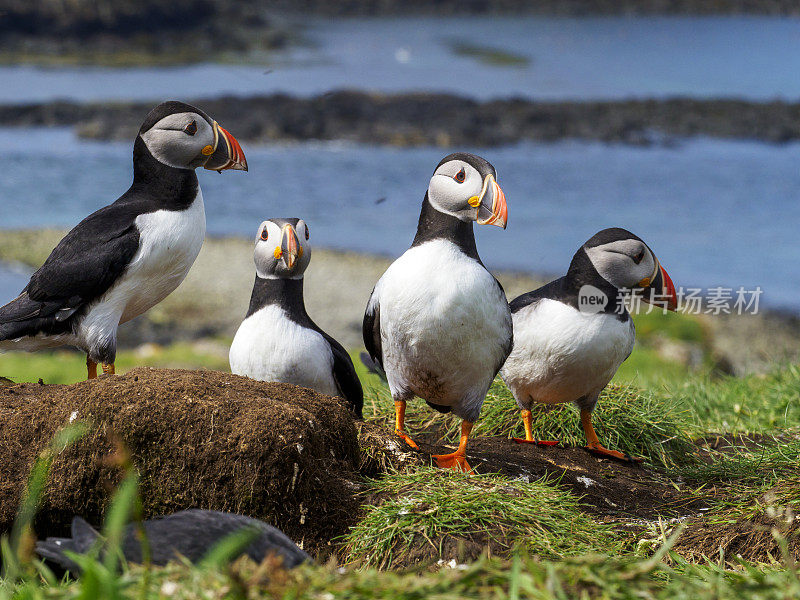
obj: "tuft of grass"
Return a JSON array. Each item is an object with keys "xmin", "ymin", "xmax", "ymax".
[
  {"xmin": 667, "ymin": 364, "xmax": 800, "ymax": 434},
  {"xmin": 365, "ymin": 379, "xmax": 697, "ymax": 469},
  {"xmin": 675, "ymin": 437, "xmax": 800, "ymax": 487},
  {"xmin": 341, "ymin": 467, "xmax": 623, "ymax": 569},
  {"xmin": 0, "ymin": 342, "xmax": 231, "ymax": 385}
]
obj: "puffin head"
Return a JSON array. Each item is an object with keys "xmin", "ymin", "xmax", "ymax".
[
  {"xmin": 427, "ymin": 152, "xmax": 507, "ymax": 228},
  {"xmin": 253, "ymin": 218, "xmax": 311, "ymax": 279},
  {"xmin": 582, "ymin": 228, "xmax": 678, "ymax": 311},
  {"xmin": 138, "ymin": 101, "xmax": 248, "ymax": 172}
]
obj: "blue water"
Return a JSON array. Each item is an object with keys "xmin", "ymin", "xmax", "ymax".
[
  {"xmin": 0, "ymin": 128, "xmax": 796, "ymax": 311},
  {"xmin": 3, "ymin": 16, "xmax": 800, "ymax": 103}
]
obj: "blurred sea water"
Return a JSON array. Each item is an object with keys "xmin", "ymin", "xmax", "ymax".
[
  {"xmin": 0, "ymin": 16, "xmax": 797, "ymax": 310},
  {"xmin": 0, "ymin": 128, "xmax": 796, "ymax": 311},
  {"xmin": 3, "ymin": 16, "xmax": 800, "ymax": 103}
]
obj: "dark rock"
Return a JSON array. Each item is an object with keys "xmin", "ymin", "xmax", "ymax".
[{"xmin": 5, "ymin": 93, "xmax": 800, "ymax": 148}]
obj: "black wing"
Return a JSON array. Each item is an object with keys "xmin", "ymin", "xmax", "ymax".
[
  {"xmin": 508, "ymin": 276, "xmax": 567, "ymax": 313},
  {"xmin": 317, "ymin": 331, "xmax": 363, "ymax": 419},
  {"xmin": 0, "ymin": 202, "xmax": 140, "ymax": 339},
  {"xmin": 362, "ymin": 287, "xmax": 383, "ymax": 369}
]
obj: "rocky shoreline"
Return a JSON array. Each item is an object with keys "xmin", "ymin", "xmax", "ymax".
[{"xmin": 4, "ymin": 93, "xmax": 800, "ymax": 147}]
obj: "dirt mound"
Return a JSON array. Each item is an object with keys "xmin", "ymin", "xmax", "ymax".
[
  {"xmin": 0, "ymin": 368, "xmax": 360, "ymax": 557},
  {"xmin": 412, "ymin": 433, "xmax": 702, "ymax": 520},
  {"xmin": 675, "ymin": 480, "xmax": 800, "ymax": 564},
  {"xmin": 675, "ymin": 513, "xmax": 800, "ymax": 564}
]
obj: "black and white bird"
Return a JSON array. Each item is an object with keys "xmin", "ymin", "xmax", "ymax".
[
  {"xmin": 35, "ymin": 509, "xmax": 310, "ymax": 573},
  {"xmin": 0, "ymin": 101, "xmax": 247, "ymax": 380},
  {"xmin": 363, "ymin": 153, "xmax": 511, "ymax": 472},
  {"xmin": 500, "ymin": 228, "xmax": 678, "ymax": 461},
  {"xmin": 229, "ymin": 219, "xmax": 363, "ymax": 418}
]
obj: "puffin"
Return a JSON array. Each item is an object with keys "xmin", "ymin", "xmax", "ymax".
[
  {"xmin": 229, "ymin": 219, "xmax": 363, "ymax": 418},
  {"xmin": 35, "ymin": 509, "xmax": 310, "ymax": 573},
  {"xmin": 500, "ymin": 227, "xmax": 678, "ymax": 461},
  {"xmin": 0, "ymin": 101, "xmax": 247, "ymax": 380},
  {"xmin": 363, "ymin": 152, "xmax": 511, "ymax": 472}
]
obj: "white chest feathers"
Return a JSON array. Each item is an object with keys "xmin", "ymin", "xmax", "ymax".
[
  {"xmin": 117, "ymin": 192, "xmax": 207, "ymax": 323},
  {"xmin": 75, "ymin": 192, "xmax": 206, "ymax": 355},
  {"xmin": 371, "ymin": 239, "xmax": 512, "ymax": 417},
  {"xmin": 229, "ymin": 304, "xmax": 338, "ymax": 397},
  {"xmin": 500, "ymin": 298, "xmax": 635, "ymax": 408}
]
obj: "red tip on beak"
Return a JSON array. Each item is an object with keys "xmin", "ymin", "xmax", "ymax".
[
  {"xmin": 204, "ymin": 123, "xmax": 248, "ymax": 172},
  {"xmin": 217, "ymin": 125, "xmax": 248, "ymax": 171},
  {"xmin": 477, "ymin": 177, "xmax": 508, "ymax": 229},
  {"xmin": 661, "ymin": 265, "xmax": 678, "ymax": 311}
]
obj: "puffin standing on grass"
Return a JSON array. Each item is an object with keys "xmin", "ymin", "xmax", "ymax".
[
  {"xmin": 229, "ymin": 219, "xmax": 363, "ymax": 418},
  {"xmin": 363, "ymin": 153, "xmax": 511, "ymax": 472},
  {"xmin": 500, "ymin": 228, "xmax": 678, "ymax": 461},
  {"xmin": 0, "ymin": 101, "xmax": 247, "ymax": 380}
]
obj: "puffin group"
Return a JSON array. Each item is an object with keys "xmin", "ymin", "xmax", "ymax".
[{"xmin": 0, "ymin": 100, "xmax": 680, "ymax": 569}]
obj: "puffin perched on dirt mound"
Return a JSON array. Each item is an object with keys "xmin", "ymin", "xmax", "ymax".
[
  {"xmin": 363, "ymin": 153, "xmax": 511, "ymax": 472},
  {"xmin": 0, "ymin": 101, "xmax": 247, "ymax": 380},
  {"xmin": 500, "ymin": 227, "xmax": 678, "ymax": 461},
  {"xmin": 229, "ymin": 219, "xmax": 363, "ymax": 418},
  {"xmin": 36, "ymin": 509, "xmax": 309, "ymax": 573}
]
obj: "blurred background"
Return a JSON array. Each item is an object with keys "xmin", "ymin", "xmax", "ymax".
[{"xmin": 1, "ymin": 0, "xmax": 799, "ymax": 382}]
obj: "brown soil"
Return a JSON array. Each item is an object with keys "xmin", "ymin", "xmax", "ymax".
[
  {"xmin": 0, "ymin": 368, "xmax": 361, "ymax": 557},
  {"xmin": 675, "ymin": 513, "xmax": 800, "ymax": 563},
  {"xmin": 412, "ymin": 433, "xmax": 703, "ymax": 520}
]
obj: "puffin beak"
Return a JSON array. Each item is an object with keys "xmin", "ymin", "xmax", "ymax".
[
  {"xmin": 203, "ymin": 121, "xmax": 248, "ymax": 172},
  {"xmin": 640, "ymin": 258, "xmax": 678, "ymax": 311},
  {"xmin": 473, "ymin": 174, "xmax": 508, "ymax": 229},
  {"xmin": 280, "ymin": 225, "xmax": 300, "ymax": 270}
]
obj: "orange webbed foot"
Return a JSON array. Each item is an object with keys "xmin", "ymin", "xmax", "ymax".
[
  {"xmin": 432, "ymin": 452, "xmax": 473, "ymax": 473},
  {"xmin": 585, "ymin": 443, "xmax": 643, "ymax": 463},
  {"xmin": 395, "ymin": 430, "xmax": 419, "ymax": 450}
]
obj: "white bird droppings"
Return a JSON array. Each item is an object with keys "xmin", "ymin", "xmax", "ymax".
[{"xmin": 576, "ymin": 476, "xmax": 596, "ymax": 487}]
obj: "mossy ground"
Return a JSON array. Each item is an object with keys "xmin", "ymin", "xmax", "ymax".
[{"xmin": 1, "ymin": 233, "xmax": 799, "ymax": 596}]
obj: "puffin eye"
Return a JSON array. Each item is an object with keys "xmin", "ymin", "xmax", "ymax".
[
  {"xmin": 260, "ymin": 228, "xmax": 269, "ymax": 241},
  {"xmin": 184, "ymin": 120, "xmax": 197, "ymax": 136},
  {"xmin": 304, "ymin": 225, "xmax": 310, "ymax": 240},
  {"xmin": 454, "ymin": 168, "xmax": 466, "ymax": 183},
  {"xmin": 633, "ymin": 249, "xmax": 645, "ymax": 264}
]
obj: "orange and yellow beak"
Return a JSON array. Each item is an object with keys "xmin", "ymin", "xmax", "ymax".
[
  {"xmin": 640, "ymin": 258, "xmax": 678, "ymax": 311},
  {"xmin": 472, "ymin": 174, "xmax": 508, "ymax": 229},
  {"xmin": 279, "ymin": 224, "xmax": 300, "ymax": 270},
  {"xmin": 203, "ymin": 121, "xmax": 248, "ymax": 172}
]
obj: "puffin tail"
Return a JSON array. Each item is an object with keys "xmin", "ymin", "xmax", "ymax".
[
  {"xmin": 0, "ymin": 293, "xmax": 38, "ymax": 341},
  {"xmin": 35, "ymin": 517, "xmax": 101, "ymax": 574},
  {"xmin": 359, "ymin": 352, "xmax": 386, "ymax": 380}
]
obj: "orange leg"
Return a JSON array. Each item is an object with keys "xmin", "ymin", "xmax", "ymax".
[
  {"xmin": 513, "ymin": 409, "xmax": 560, "ymax": 446},
  {"xmin": 394, "ymin": 400, "xmax": 418, "ymax": 449},
  {"xmin": 102, "ymin": 363, "xmax": 115, "ymax": 376},
  {"xmin": 87, "ymin": 356, "xmax": 98, "ymax": 380},
  {"xmin": 432, "ymin": 420, "xmax": 474, "ymax": 473},
  {"xmin": 581, "ymin": 409, "xmax": 641, "ymax": 462}
]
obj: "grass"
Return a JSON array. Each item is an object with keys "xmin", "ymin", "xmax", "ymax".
[
  {"xmin": 0, "ymin": 342, "xmax": 231, "ymax": 385},
  {"xmin": 364, "ymin": 378, "xmax": 698, "ymax": 469},
  {"xmin": 341, "ymin": 467, "xmax": 623, "ymax": 569},
  {"xmin": 666, "ymin": 365, "xmax": 800, "ymax": 434},
  {"xmin": 676, "ymin": 437, "xmax": 800, "ymax": 488}
]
